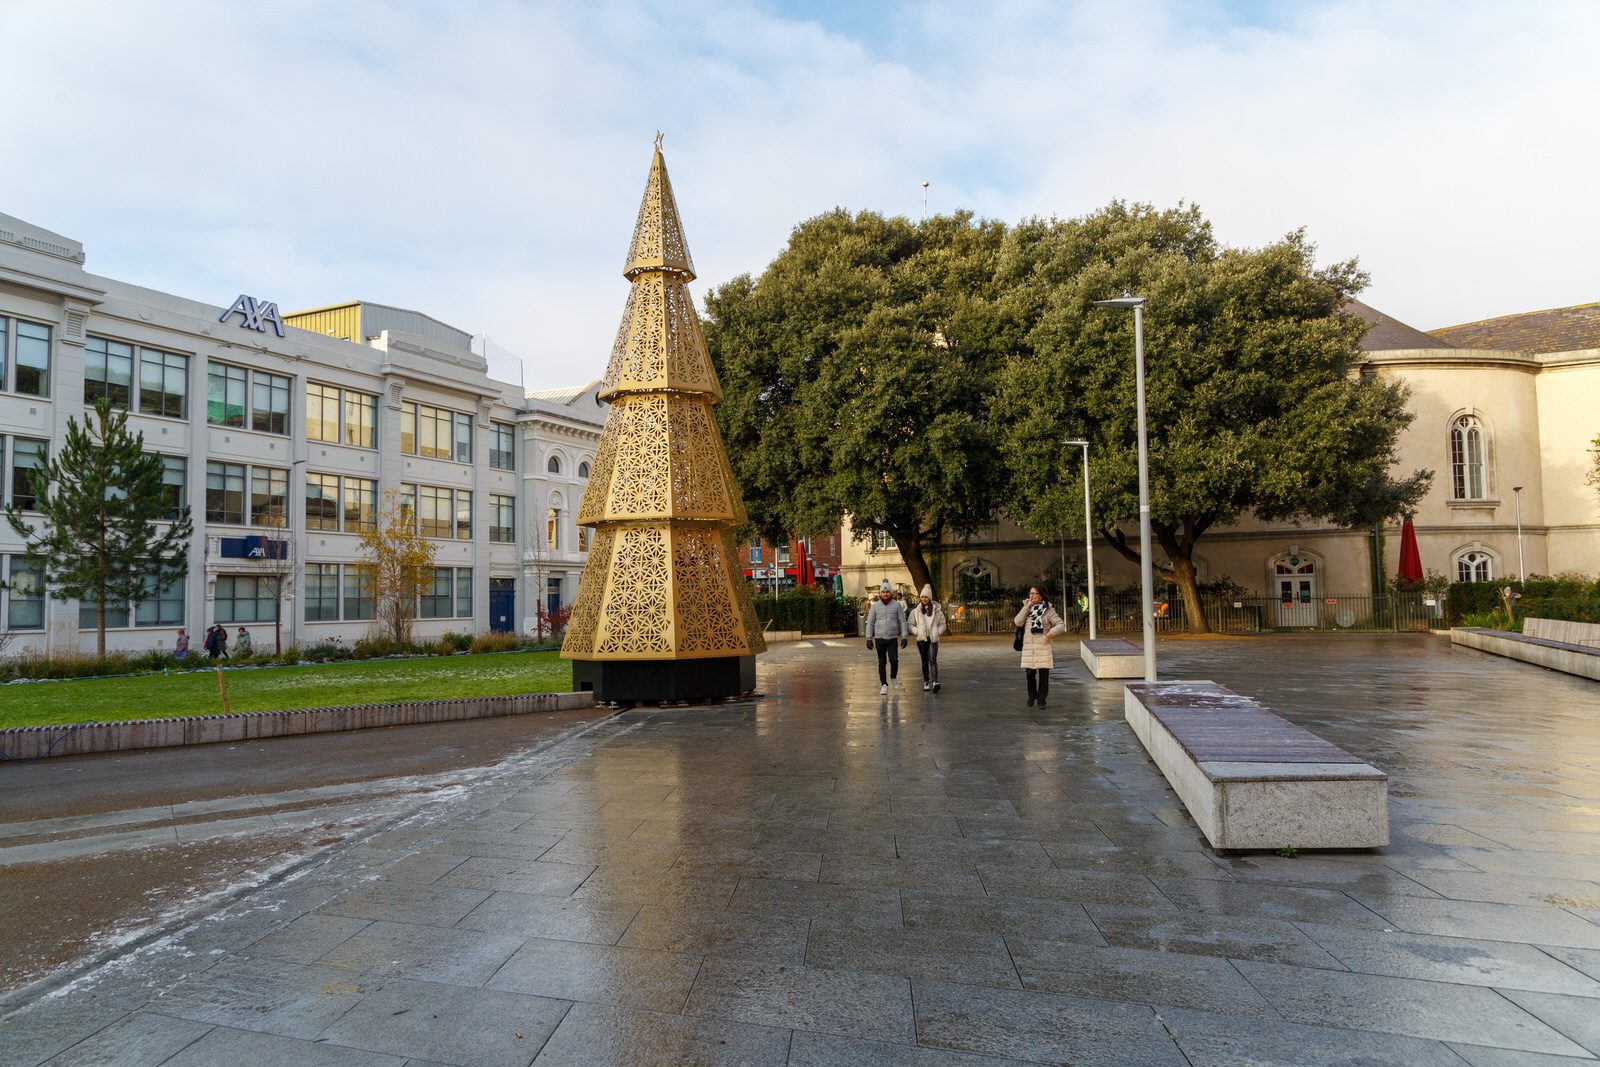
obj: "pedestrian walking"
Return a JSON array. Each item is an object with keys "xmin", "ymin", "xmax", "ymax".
[
  {"xmin": 174, "ymin": 628, "xmax": 189, "ymax": 661},
  {"xmin": 908, "ymin": 583, "xmax": 947, "ymax": 692},
  {"xmin": 203, "ymin": 625, "xmax": 219, "ymax": 659},
  {"xmin": 865, "ymin": 579, "xmax": 908, "ymax": 694},
  {"xmin": 1073, "ymin": 589, "xmax": 1089, "ymax": 633},
  {"xmin": 235, "ymin": 627, "xmax": 252, "ymax": 657},
  {"xmin": 1014, "ymin": 586, "xmax": 1066, "ymax": 708},
  {"xmin": 209, "ymin": 624, "xmax": 230, "ymax": 660}
]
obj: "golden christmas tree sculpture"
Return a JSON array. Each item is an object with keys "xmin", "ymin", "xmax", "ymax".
[{"xmin": 561, "ymin": 136, "xmax": 765, "ymax": 702}]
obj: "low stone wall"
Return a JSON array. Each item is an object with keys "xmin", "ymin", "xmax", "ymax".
[
  {"xmin": 1451, "ymin": 628, "xmax": 1600, "ymax": 681},
  {"xmin": 1079, "ymin": 638, "xmax": 1143, "ymax": 679},
  {"xmin": 1523, "ymin": 618, "xmax": 1600, "ymax": 648},
  {"xmin": 0, "ymin": 691, "xmax": 597, "ymax": 762}
]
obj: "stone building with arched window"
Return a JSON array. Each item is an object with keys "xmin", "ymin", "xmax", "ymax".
[{"xmin": 841, "ymin": 299, "xmax": 1600, "ymax": 599}]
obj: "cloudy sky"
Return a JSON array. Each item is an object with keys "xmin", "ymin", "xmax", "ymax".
[{"xmin": 5, "ymin": 0, "xmax": 1596, "ymax": 388}]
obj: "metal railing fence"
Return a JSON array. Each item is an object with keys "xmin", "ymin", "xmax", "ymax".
[{"xmin": 936, "ymin": 592, "xmax": 1439, "ymax": 636}]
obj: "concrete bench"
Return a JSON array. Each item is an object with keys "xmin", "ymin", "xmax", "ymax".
[
  {"xmin": 1124, "ymin": 681, "xmax": 1389, "ymax": 851},
  {"xmin": 1451, "ymin": 627, "xmax": 1600, "ymax": 681},
  {"xmin": 1524, "ymin": 618, "xmax": 1600, "ymax": 647},
  {"xmin": 1079, "ymin": 638, "xmax": 1143, "ymax": 679}
]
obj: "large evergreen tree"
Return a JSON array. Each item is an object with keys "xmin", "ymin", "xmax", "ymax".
[
  {"xmin": 704, "ymin": 210, "xmax": 1018, "ymax": 594},
  {"xmin": 4, "ymin": 398, "xmax": 192, "ymax": 656},
  {"xmin": 993, "ymin": 202, "xmax": 1431, "ymax": 631}
]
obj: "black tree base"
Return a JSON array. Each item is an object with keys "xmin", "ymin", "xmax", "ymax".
[{"xmin": 570, "ymin": 656, "xmax": 757, "ymax": 704}]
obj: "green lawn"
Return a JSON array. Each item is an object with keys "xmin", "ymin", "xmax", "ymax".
[{"xmin": 0, "ymin": 651, "xmax": 573, "ymax": 729}]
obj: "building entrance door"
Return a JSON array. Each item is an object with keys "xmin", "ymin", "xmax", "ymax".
[
  {"xmin": 489, "ymin": 578, "xmax": 514, "ymax": 633},
  {"xmin": 1274, "ymin": 556, "xmax": 1318, "ymax": 627}
]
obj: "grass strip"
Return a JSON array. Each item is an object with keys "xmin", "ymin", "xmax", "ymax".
[{"xmin": 0, "ymin": 651, "xmax": 572, "ymax": 729}]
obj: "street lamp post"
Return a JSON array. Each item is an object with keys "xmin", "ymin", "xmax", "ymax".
[
  {"xmin": 1092, "ymin": 296, "xmax": 1155, "ymax": 681},
  {"xmin": 1512, "ymin": 486, "xmax": 1525, "ymax": 582},
  {"xmin": 1065, "ymin": 439, "xmax": 1096, "ymax": 640}
]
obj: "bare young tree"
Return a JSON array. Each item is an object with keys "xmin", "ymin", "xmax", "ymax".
[{"xmin": 355, "ymin": 490, "xmax": 435, "ymax": 646}]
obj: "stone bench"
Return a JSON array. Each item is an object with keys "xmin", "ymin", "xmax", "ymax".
[
  {"xmin": 1524, "ymin": 617, "xmax": 1600, "ymax": 647},
  {"xmin": 1124, "ymin": 681, "xmax": 1389, "ymax": 851},
  {"xmin": 1079, "ymin": 638, "xmax": 1144, "ymax": 679},
  {"xmin": 1451, "ymin": 627, "xmax": 1600, "ymax": 681}
]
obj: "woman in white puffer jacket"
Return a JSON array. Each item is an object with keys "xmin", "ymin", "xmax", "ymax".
[
  {"xmin": 1013, "ymin": 585, "xmax": 1066, "ymax": 708},
  {"xmin": 908, "ymin": 584, "xmax": 948, "ymax": 692}
]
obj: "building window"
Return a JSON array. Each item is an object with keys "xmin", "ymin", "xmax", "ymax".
[
  {"xmin": 455, "ymin": 489, "xmax": 473, "ymax": 540},
  {"xmin": 215, "ymin": 574, "xmax": 277, "ymax": 624},
  {"xmin": 401, "ymin": 401, "xmax": 470, "ymax": 461},
  {"xmin": 205, "ymin": 461, "xmax": 246, "ymax": 524},
  {"xmin": 456, "ymin": 567, "xmax": 473, "ymax": 618},
  {"xmin": 418, "ymin": 486, "xmax": 453, "ymax": 538},
  {"xmin": 9, "ymin": 438, "xmax": 45, "ymax": 510},
  {"xmin": 749, "ymin": 540, "xmax": 763, "ymax": 564},
  {"xmin": 5, "ymin": 555, "xmax": 46, "ymax": 629},
  {"xmin": 80, "ymin": 594, "xmax": 131, "ymax": 630},
  {"xmin": 307, "ymin": 383, "xmax": 341, "ymax": 443},
  {"xmin": 141, "ymin": 348, "xmax": 188, "ymax": 418},
  {"xmin": 776, "ymin": 542, "xmax": 791, "ymax": 564},
  {"xmin": 489, "ymin": 494, "xmax": 514, "ymax": 543},
  {"xmin": 250, "ymin": 467, "xmax": 289, "ymax": 525},
  {"xmin": 547, "ymin": 507, "xmax": 561, "ymax": 551},
  {"xmin": 305, "ymin": 563, "xmax": 340, "ymax": 622},
  {"xmin": 547, "ymin": 455, "xmax": 562, "ymax": 475},
  {"xmin": 1450, "ymin": 414, "xmax": 1488, "ymax": 500},
  {"xmin": 133, "ymin": 575, "xmax": 184, "ymax": 627},
  {"xmin": 306, "ymin": 472, "xmax": 341, "ymax": 531},
  {"xmin": 343, "ymin": 477, "xmax": 377, "ymax": 532},
  {"xmin": 343, "ymin": 566, "xmax": 375, "ymax": 621},
  {"xmin": 578, "ymin": 460, "xmax": 590, "ymax": 479},
  {"xmin": 253, "ymin": 371, "xmax": 291, "ymax": 435},
  {"xmin": 84, "ymin": 337, "xmax": 134, "ymax": 408},
  {"xmin": 161, "ymin": 455, "xmax": 186, "ymax": 521},
  {"xmin": 206, "ymin": 362, "xmax": 248, "ymax": 428},
  {"xmin": 869, "ymin": 529, "xmax": 894, "ymax": 553},
  {"xmin": 490, "ymin": 421, "xmax": 515, "ymax": 470},
  {"xmin": 1456, "ymin": 550, "xmax": 1494, "ymax": 583},
  {"xmin": 421, "ymin": 567, "xmax": 454, "ymax": 618},
  {"xmin": 5, "ymin": 318, "xmax": 52, "ymax": 397},
  {"xmin": 345, "ymin": 389, "xmax": 377, "ymax": 448}
]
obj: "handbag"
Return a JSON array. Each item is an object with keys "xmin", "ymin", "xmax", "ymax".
[{"xmin": 1013, "ymin": 626, "xmax": 1025, "ymax": 652}]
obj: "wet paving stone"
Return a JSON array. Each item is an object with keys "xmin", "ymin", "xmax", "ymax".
[
  {"xmin": 1006, "ymin": 938, "xmax": 1277, "ymax": 1016},
  {"xmin": 530, "ymin": 1002, "xmax": 790, "ymax": 1066},
  {"xmin": 1159, "ymin": 1004, "xmax": 1469, "ymax": 1066},
  {"xmin": 682, "ymin": 957, "xmax": 915, "ymax": 1043},
  {"xmin": 617, "ymin": 904, "xmax": 811, "ymax": 964},
  {"xmin": 318, "ymin": 881, "xmax": 490, "ymax": 927},
  {"xmin": 149, "ymin": 956, "xmax": 373, "ymax": 1040},
  {"xmin": 975, "ymin": 864, "xmax": 1175, "ymax": 909},
  {"xmin": 900, "ymin": 891, "xmax": 1107, "ymax": 945},
  {"xmin": 805, "ymin": 919, "xmax": 1021, "ymax": 988},
  {"xmin": 1084, "ymin": 905, "xmax": 1346, "ymax": 967},
  {"xmin": 1150, "ymin": 875, "xmax": 1392, "ymax": 927},
  {"xmin": 726, "ymin": 875, "xmax": 904, "ymax": 926},
  {"xmin": 1293, "ymin": 920, "xmax": 1600, "ymax": 994},
  {"xmin": 817, "ymin": 855, "xmax": 986, "ymax": 894},
  {"xmin": 1232, "ymin": 959, "xmax": 1592, "ymax": 1055},
  {"xmin": 1352, "ymin": 894, "xmax": 1600, "ymax": 949},
  {"xmin": 315, "ymin": 978, "xmax": 570, "ymax": 1065},
  {"xmin": 454, "ymin": 890, "xmax": 640, "ymax": 944},
  {"xmin": 162, "ymin": 1025, "xmax": 406, "ymax": 1066},
  {"xmin": 487, "ymin": 936, "xmax": 702, "ymax": 1014},
  {"xmin": 436, "ymin": 856, "xmax": 596, "ymax": 896},
  {"xmin": 318, "ymin": 920, "xmax": 524, "ymax": 986},
  {"xmin": 34, "ymin": 1011, "xmax": 211, "ymax": 1067},
  {"xmin": 1499, "ymin": 989, "xmax": 1600, "ymax": 1056},
  {"xmin": 238, "ymin": 914, "xmax": 373, "ymax": 965},
  {"xmin": 787, "ymin": 1029, "xmax": 1036, "ymax": 1065},
  {"xmin": 911, "ymin": 978, "xmax": 1187, "ymax": 1064}
]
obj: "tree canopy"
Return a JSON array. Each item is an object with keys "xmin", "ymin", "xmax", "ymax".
[
  {"xmin": 3, "ymin": 399, "xmax": 192, "ymax": 656},
  {"xmin": 704, "ymin": 209, "xmax": 1018, "ymax": 594},
  {"xmin": 993, "ymin": 202, "xmax": 1431, "ymax": 629}
]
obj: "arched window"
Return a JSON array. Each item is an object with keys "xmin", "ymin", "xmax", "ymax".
[
  {"xmin": 577, "ymin": 461, "xmax": 590, "ymax": 479},
  {"xmin": 1456, "ymin": 550, "xmax": 1493, "ymax": 583},
  {"xmin": 1450, "ymin": 414, "xmax": 1487, "ymax": 500},
  {"xmin": 547, "ymin": 455, "xmax": 562, "ymax": 475}
]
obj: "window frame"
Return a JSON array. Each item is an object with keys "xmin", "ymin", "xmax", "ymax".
[
  {"xmin": 489, "ymin": 493, "xmax": 514, "ymax": 543},
  {"xmin": 489, "ymin": 421, "xmax": 516, "ymax": 470}
]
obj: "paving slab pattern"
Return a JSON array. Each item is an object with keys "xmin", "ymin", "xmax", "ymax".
[{"xmin": 3, "ymin": 633, "xmax": 1600, "ymax": 1065}]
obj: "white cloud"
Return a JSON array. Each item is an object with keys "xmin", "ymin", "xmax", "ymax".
[{"xmin": 2, "ymin": 0, "xmax": 1596, "ymax": 387}]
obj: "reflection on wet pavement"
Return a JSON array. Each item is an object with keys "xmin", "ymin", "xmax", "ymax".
[{"xmin": 2, "ymin": 633, "xmax": 1598, "ymax": 1064}]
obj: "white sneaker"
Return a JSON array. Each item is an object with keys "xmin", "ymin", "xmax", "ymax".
[
  {"xmin": 922, "ymin": 682, "xmax": 931, "ymax": 691},
  {"xmin": 879, "ymin": 683, "xmax": 888, "ymax": 695},
  {"xmin": 892, "ymin": 679, "xmax": 903, "ymax": 691}
]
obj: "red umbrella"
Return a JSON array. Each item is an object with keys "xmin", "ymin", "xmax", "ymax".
[
  {"xmin": 797, "ymin": 540, "xmax": 813, "ymax": 587},
  {"xmin": 1397, "ymin": 518, "xmax": 1423, "ymax": 584}
]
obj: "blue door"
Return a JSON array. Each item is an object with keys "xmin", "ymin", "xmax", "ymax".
[{"xmin": 489, "ymin": 578, "xmax": 514, "ymax": 633}]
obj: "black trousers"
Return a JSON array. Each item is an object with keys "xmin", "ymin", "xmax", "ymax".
[
  {"xmin": 916, "ymin": 640, "xmax": 939, "ymax": 682},
  {"xmin": 1025, "ymin": 668, "xmax": 1051, "ymax": 703},
  {"xmin": 873, "ymin": 639, "xmax": 900, "ymax": 684}
]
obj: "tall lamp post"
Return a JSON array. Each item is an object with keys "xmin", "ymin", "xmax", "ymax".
[
  {"xmin": 1092, "ymin": 296, "xmax": 1155, "ymax": 681},
  {"xmin": 1065, "ymin": 439, "xmax": 1097, "ymax": 640},
  {"xmin": 1512, "ymin": 486, "xmax": 1525, "ymax": 582}
]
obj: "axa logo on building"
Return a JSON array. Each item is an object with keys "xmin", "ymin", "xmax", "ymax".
[{"xmin": 219, "ymin": 294, "xmax": 286, "ymax": 338}]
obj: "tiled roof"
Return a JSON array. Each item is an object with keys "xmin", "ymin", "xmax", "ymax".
[
  {"xmin": 1344, "ymin": 299, "xmax": 1454, "ymax": 351},
  {"xmin": 1429, "ymin": 302, "xmax": 1600, "ymax": 354}
]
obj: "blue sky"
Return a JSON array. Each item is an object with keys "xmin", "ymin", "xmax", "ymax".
[{"xmin": 3, "ymin": 0, "xmax": 1596, "ymax": 387}]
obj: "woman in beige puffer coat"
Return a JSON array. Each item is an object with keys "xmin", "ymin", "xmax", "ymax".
[{"xmin": 1014, "ymin": 585, "xmax": 1066, "ymax": 708}]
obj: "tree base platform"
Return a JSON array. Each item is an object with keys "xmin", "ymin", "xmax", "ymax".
[{"xmin": 571, "ymin": 656, "xmax": 757, "ymax": 704}]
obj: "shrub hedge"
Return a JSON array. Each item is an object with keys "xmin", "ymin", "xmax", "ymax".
[
  {"xmin": 1447, "ymin": 575, "xmax": 1600, "ymax": 626},
  {"xmin": 753, "ymin": 591, "xmax": 857, "ymax": 634}
]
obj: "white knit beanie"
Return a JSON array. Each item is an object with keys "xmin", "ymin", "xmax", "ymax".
[{"xmin": 920, "ymin": 584, "xmax": 933, "ymax": 599}]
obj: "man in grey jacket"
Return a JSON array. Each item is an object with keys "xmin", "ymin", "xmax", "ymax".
[{"xmin": 865, "ymin": 580, "xmax": 908, "ymax": 694}]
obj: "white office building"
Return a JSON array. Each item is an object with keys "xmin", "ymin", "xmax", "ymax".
[{"xmin": 0, "ymin": 211, "xmax": 602, "ymax": 654}]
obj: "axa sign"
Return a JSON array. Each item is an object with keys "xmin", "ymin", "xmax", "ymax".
[{"xmin": 219, "ymin": 295, "xmax": 286, "ymax": 338}]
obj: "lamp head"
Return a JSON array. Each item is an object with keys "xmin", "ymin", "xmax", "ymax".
[
  {"xmin": 1064, "ymin": 439, "xmax": 1089, "ymax": 447},
  {"xmin": 1092, "ymin": 296, "xmax": 1146, "ymax": 309}
]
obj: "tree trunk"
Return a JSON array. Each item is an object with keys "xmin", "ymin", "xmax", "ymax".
[
  {"xmin": 1167, "ymin": 552, "xmax": 1209, "ymax": 634},
  {"xmin": 893, "ymin": 529, "xmax": 935, "ymax": 597}
]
